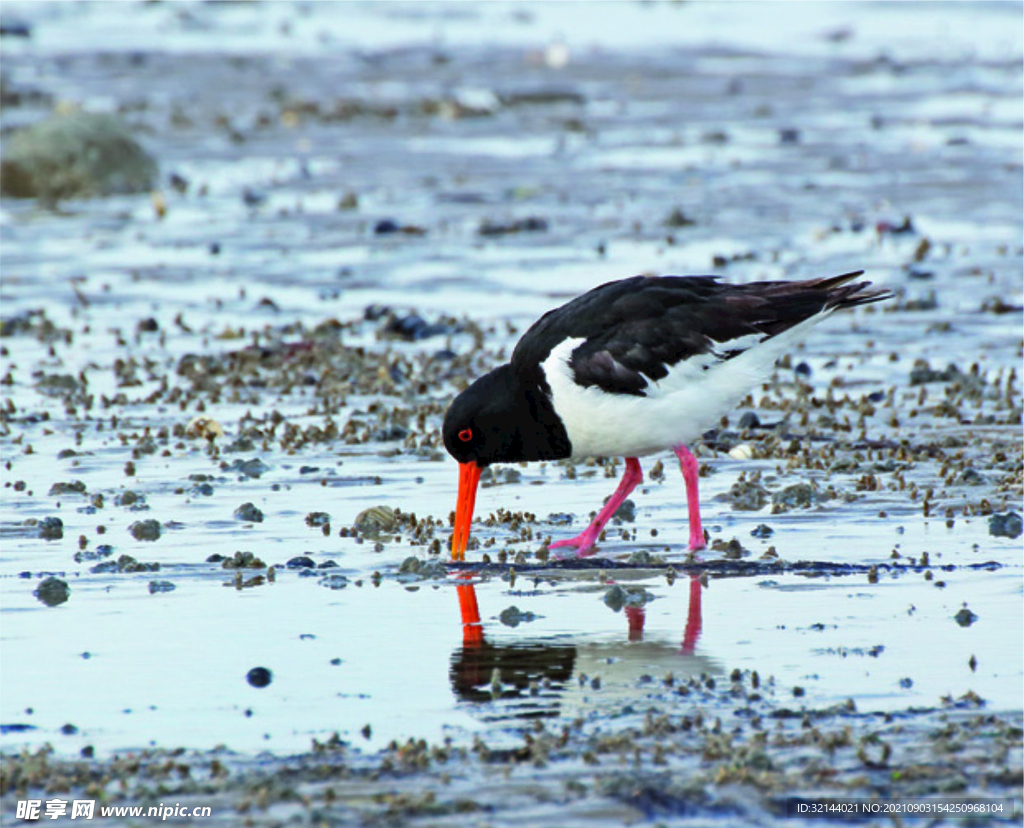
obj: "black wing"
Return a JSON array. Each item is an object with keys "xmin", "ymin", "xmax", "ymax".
[{"xmin": 511, "ymin": 272, "xmax": 888, "ymax": 397}]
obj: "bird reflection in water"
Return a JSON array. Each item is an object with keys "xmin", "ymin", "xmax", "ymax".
[{"xmin": 449, "ymin": 573, "xmax": 711, "ymax": 721}]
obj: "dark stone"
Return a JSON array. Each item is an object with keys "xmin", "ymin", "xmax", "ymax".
[
  {"xmin": 305, "ymin": 512, "xmax": 331, "ymax": 527},
  {"xmin": 727, "ymin": 479, "xmax": 770, "ymax": 511},
  {"xmin": 318, "ymin": 573, "xmax": 349, "ymax": 590},
  {"xmin": 48, "ymin": 480, "xmax": 86, "ymax": 496},
  {"xmin": 612, "ymin": 498, "xmax": 636, "ymax": 523},
  {"xmin": 371, "ymin": 425, "xmax": 410, "ymax": 442},
  {"xmin": 34, "ymin": 576, "xmax": 70, "ymax": 607},
  {"xmin": 772, "ymin": 483, "xmax": 815, "ymax": 512},
  {"xmin": 909, "ymin": 362, "xmax": 962, "ymax": 385},
  {"xmin": 233, "ymin": 502, "xmax": 264, "ymax": 523},
  {"xmin": 988, "ymin": 512, "xmax": 1022, "ymax": 539},
  {"xmin": 737, "ymin": 411, "xmax": 761, "ymax": 429},
  {"xmin": 603, "ymin": 584, "xmax": 652, "ymax": 612},
  {"xmin": 0, "ymin": 18, "xmax": 32, "ymax": 37},
  {"xmin": 38, "ymin": 516, "xmax": 64, "ymax": 540},
  {"xmin": 381, "ymin": 313, "xmax": 455, "ymax": 341},
  {"xmin": 246, "ymin": 667, "xmax": 272, "ymax": 688},
  {"xmin": 128, "ymin": 519, "xmax": 161, "ymax": 541},
  {"xmin": 958, "ymin": 468, "xmax": 985, "ymax": 486},
  {"xmin": 954, "ymin": 607, "xmax": 978, "ymax": 627},
  {"xmin": 478, "ymin": 216, "xmax": 548, "ymax": 236},
  {"xmin": 242, "ymin": 188, "xmax": 266, "ymax": 206},
  {"xmin": 664, "ymin": 208, "xmax": 696, "ymax": 228},
  {"xmin": 499, "ymin": 605, "xmax": 538, "ymax": 628},
  {"xmin": 225, "ymin": 457, "xmax": 270, "ymax": 478}
]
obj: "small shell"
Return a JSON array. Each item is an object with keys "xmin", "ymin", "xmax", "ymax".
[
  {"xmin": 728, "ymin": 443, "xmax": 754, "ymax": 461},
  {"xmin": 186, "ymin": 415, "xmax": 224, "ymax": 440},
  {"xmin": 354, "ymin": 505, "xmax": 397, "ymax": 538}
]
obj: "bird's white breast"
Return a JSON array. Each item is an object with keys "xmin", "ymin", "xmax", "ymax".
[{"xmin": 541, "ymin": 314, "xmax": 826, "ymax": 459}]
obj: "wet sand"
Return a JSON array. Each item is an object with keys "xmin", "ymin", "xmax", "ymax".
[{"xmin": 1, "ymin": 2, "xmax": 1021, "ymax": 824}]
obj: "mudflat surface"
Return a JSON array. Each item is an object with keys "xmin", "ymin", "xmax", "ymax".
[{"xmin": 1, "ymin": 2, "xmax": 1021, "ymax": 825}]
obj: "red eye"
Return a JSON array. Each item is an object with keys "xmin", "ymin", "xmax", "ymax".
[{"xmin": 458, "ymin": 428, "xmax": 473, "ymax": 443}]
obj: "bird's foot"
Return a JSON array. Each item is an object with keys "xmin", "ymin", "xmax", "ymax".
[
  {"xmin": 687, "ymin": 527, "xmax": 707, "ymax": 553},
  {"xmin": 548, "ymin": 532, "xmax": 599, "ymax": 558}
]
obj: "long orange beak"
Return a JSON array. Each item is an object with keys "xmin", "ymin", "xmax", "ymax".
[{"xmin": 451, "ymin": 461, "xmax": 482, "ymax": 561}]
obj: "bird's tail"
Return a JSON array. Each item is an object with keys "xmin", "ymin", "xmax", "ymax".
[
  {"xmin": 801, "ymin": 270, "xmax": 893, "ymax": 311},
  {"xmin": 745, "ymin": 271, "xmax": 891, "ymax": 337}
]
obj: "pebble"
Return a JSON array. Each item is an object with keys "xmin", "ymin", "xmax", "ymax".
[
  {"xmin": 771, "ymin": 483, "xmax": 815, "ymax": 512},
  {"xmin": 128, "ymin": 519, "xmax": 162, "ymax": 541},
  {"xmin": 478, "ymin": 216, "xmax": 547, "ymax": 236},
  {"xmin": 37, "ymin": 516, "xmax": 64, "ymax": 540},
  {"xmin": 318, "ymin": 573, "xmax": 349, "ymax": 590},
  {"xmin": 48, "ymin": 481, "xmax": 86, "ymax": 496},
  {"xmin": 233, "ymin": 502, "xmax": 264, "ymax": 523},
  {"xmin": 988, "ymin": 512, "xmax": 1022, "ymax": 539},
  {"xmin": 33, "ymin": 576, "xmax": 70, "ymax": 607},
  {"xmin": 954, "ymin": 607, "xmax": 978, "ymax": 627},
  {"xmin": 603, "ymin": 585, "xmax": 652, "ymax": 612},
  {"xmin": 246, "ymin": 667, "xmax": 272, "ymax": 688},
  {"xmin": 612, "ymin": 498, "xmax": 636, "ymax": 523},
  {"xmin": 498, "ymin": 606, "xmax": 538, "ymax": 628},
  {"xmin": 728, "ymin": 479, "xmax": 769, "ymax": 511},
  {"xmin": 354, "ymin": 505, "xmax": 397, "ymax": 538},
  {"xmin": 737, "ymin": 411, "xmax": 761, "ymax": 429}
]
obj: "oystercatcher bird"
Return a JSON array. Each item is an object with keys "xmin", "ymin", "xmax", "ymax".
[{"xmin": 443, "ymin": 271, "xmax": 890, "ymax": 560}]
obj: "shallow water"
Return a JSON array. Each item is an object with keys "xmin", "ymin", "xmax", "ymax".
[{"xmin": 1, "ymin": 0, "xmax": 1021, "ymax": 803}]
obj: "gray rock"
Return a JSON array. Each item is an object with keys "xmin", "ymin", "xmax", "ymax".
[
  {"xmin": 233, "ymin": 502, "xmax": 264, "ymax": 523},
  {"xmin": 772, "ymin": 483, "xmax": 816, "ymax": 513},
  {"xmin": 354, "ymin": 505, "xmax": 397, "ymax": 538},
  {"xmin": 128, "ymin": 519, "xmax": 162, "ymax": 541},
  {"xmin": 34, "ymin": 576, "xmax": 70, "ymax": 607},
  {"xmin": 37, "ymin": 516, "xmax": 64, "ymax": 540},
  {"xmin": 988, "ymin": 512, "xmax": 1022, "ymax": 539},
  {"xmin": 499, "ymin": 605, "xmax": 538, "ymax": 628},
  {"xmin": 954, "ymin": 607, "xmax": 978, "ymax": 627},
  {"xmin": 603, "ymin": 585, "xmax": 653, "ymax": 612},
  {"xmin": 612, "ymin": 498, "xmax": 636, "ymax": 523},
  {"xmin": 1, "ymin": 112, "xmax": 157, "ymax": 200},
  {"xmin": 726, "ymin": 479, "xmax": 770, "ymax": 511}
]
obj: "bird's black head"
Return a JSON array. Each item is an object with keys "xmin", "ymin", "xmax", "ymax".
[
  {"xmin": 446, "ymin": 362, "xmax": 573, "ymax": 560},
  {"xmin": 442, "ymin": 364, "xmax": 571, "ymax": 467}
]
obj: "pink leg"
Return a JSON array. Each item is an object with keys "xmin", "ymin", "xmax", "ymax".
[
  {"xmin": 680, "ymin": 573, "xmax": 703, "ymax": 655},
  {"xmin": 673, "ymin": 445, "xmax": 706, "ymax": 551},
  {"xmin": 625, "ymin": 605, "xmax": 645, "ymax": 642},
  {"xmin": 550, "ymin": 457, "xmax": 643, "ymax": 557}
]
